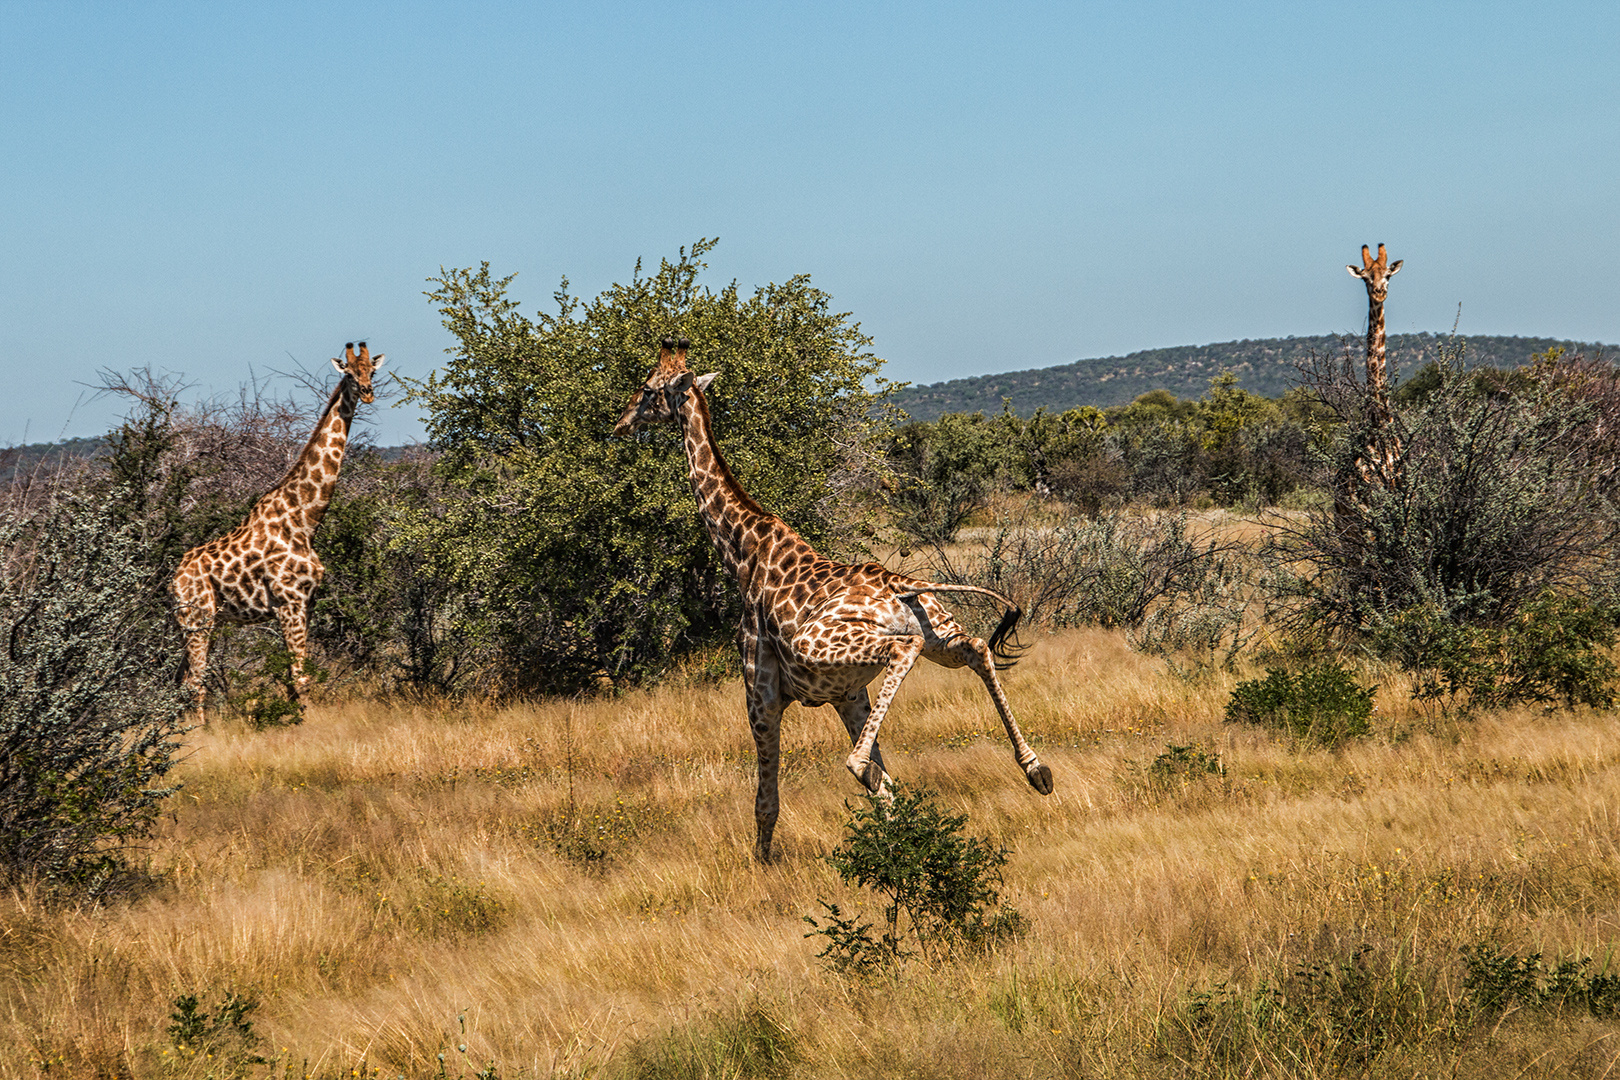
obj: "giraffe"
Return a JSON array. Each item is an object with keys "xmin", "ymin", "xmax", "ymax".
[
  {"xmin": 171, "ymin": 342, "xmax": 384, "ymax": 719},
  {"xmin": 1346, "ymin": 243, "xmax": 1404, "ymax": 486},
  {"xmin": 614, "ymin": 338, "xmax": 1053, "ymax": 862}
]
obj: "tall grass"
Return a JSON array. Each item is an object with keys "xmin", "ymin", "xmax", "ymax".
[{"xmin": 4, "ymin": 628, "xmax": 1620, "ymax": 1077}]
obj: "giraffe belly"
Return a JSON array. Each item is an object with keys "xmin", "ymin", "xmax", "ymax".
[{"xmin": 782, "ymin": 662, "xmax": 883, "ymax": 707}]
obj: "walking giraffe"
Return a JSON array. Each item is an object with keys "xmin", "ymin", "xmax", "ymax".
[
  {"xmin": 171, "ymin": 342, "xmax": 384, "ymax": 719},
  {"xmin": 614, "ymin": 338, "xmax": 1053, "ymax": 862}
]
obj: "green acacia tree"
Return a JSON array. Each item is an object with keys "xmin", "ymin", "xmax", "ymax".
[{"xmin": 399, "ymin": 240, "xmax": 898, "ymax": 694}]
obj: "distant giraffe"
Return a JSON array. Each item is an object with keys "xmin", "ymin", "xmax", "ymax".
[
  {"xmin": 614, "ymin": 338, "xmax": 1053, "ymax": 862},
  {"xmin": 171, "ymin": 342, "xmax": 383, "ymax": 718},
  {"xmin": 1346, "ymin": 243, "xmax": 1404, "ymax": 485}
]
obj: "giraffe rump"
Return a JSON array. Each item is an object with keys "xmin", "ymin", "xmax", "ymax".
[{"xmin": 894, "ymin": 581, "xmax": 1028, "ymax": 670}]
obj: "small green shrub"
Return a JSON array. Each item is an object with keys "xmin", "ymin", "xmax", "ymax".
[
  {"xmin": 168, "ymin": 989, "xmax": 265, "ymax": 1073},
  {"xmin": 1225, "ymin": 662, "xmax": 1375, "ymax": 746},
  {"xmin": 1150, "ymin": 743, "xmax": 1225, "ymax": 787},
  {"xmin": 804, "ymin": 785, "xmax": 1026, "ymax": 973},
  {"xmin": 410, "ymin": 874, "xmax": 507, "ymax": 938},
  {"xmin": 1164, "ymin": 945, "xmax": 1453, "ymax": 1075},
  {"xmin": 1462, "ymin": 945, "xmax": 1620, "ymax": 1017}
]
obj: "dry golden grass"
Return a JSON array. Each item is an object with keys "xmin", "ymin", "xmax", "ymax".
[{"xmin": 6, "ymin": 628, "xmax": 1620, "ymax": 1077}]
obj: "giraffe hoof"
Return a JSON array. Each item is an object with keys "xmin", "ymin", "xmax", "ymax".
[
  {"xmin": 847, "ymin": 756, "xmax": 885, "ymax": 795},
  {"xmin": 1026, "ymin": 762, "xmax": 1054, "ymax": 796}
]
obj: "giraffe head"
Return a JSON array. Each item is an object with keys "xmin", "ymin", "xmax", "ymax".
[
  {"xmin": 329, "ymin": 341, "xmax": 387, "ymax": 404},
  {"xmin": 612, "ymin": 337, "xmax": 718, "ymax": 436},
  {"xmin": 1347, "ymin": 243, "xmax": 1402, "ymax": 302}
]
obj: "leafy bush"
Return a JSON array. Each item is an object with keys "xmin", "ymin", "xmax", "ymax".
[
  {"xmin": 400, "ymin": 241, "xmax": 898, "ymax": 694},
  {"xmin": 928, "ymin": 508, "xmax": 1253, "ymax": 665},
  {"xmin": 1376, "ymin": 592, "xmax": 1618, "ymax": 714},
  {"xmin": 804, "ymin": 786, "xmax": 1026, "ymax": 972},
  {"xmin": 1225, "ymin": 662, "xmax": 1375, "ymax": 746},
  {"xmin": 0, "ymin": 488, "xmax": 188, "ymax": 896},
  {"xmin": 888, "ymin": 411, "xmax": 1017, "ymax": 542}
]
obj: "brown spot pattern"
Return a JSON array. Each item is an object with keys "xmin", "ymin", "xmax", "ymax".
[
  {"xmin": 611, "ymin": 342, "xmax": 1055, "ymax": 862},
  {"xmin": 170, "ymin": 343, "xmax": 376, "ymax": 720}
]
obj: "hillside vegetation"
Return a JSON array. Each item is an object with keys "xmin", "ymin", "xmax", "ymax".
[{"xmin": 893, "ymin": 333, "xmax": 1617, "ymax": 420}]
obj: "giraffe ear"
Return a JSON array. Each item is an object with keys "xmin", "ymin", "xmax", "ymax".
[
  {"xmin": 1387, "ymin": 260, "xmax": 1402, "ymax": 276},
  {"xmin": 1347, "ymin": 265, "xmax": 1365, "ymax": 278},
  {"xmin": 330, "ymin": 357, "xmax": 345, "ymax": 374},
  {"xmin": 694, "ymin": 372, "xmax": 719, "ymax": 392},
  {"xmin": 372, "ymin": 353, "xmax": 387, "ymax": 369}
]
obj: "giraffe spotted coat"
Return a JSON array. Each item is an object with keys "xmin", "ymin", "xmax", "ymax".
[
  {"xmin": 171, "ymin": 342, "xmax": 383, "ymax": 718},
  {"xmin": 614, "ymin": 340, "xmax": 1053, "ymax": 862}
]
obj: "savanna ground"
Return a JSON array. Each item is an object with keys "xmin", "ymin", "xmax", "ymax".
[{"xmin": 7, "ymin": 619, "xmax": 1620, "ymax": 1079}]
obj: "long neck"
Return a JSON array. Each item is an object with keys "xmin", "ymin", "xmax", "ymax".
[
  {"xmin": 675, "ymin": 387, "xmax": 782, "ymax": 576},
  {"xmin": 263, "ymin": 377, "xmax": 356, "ymax": 537},
  {"xmin": 1365, "ymin": 289, "xmax": 1392, "ymax": 419}
]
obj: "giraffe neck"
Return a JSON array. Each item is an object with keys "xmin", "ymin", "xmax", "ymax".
[
  {"xmin": 675, "ymin": 387, "xmax": 787, "ymax": 576},
  {"xmin": 260, "ymin": 376, "xmax": 358, "ymax": 539},
  {"xmin": 1365, "ymin": 292, "xmax": 1393, "ymax": 419}
]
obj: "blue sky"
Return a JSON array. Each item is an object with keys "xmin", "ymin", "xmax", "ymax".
[{"xmin": 3, "ymin": 1, "xmax": 1617, "ymax": 445}]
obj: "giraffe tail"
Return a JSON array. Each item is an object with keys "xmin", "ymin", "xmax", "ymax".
[
  {"xmin": 895, "ymin": 581, "xmax": 1028, "ymax": 670},
  {"xmin": 986, "ymin": 605, "xmax": 1027, "ymax": 671}
]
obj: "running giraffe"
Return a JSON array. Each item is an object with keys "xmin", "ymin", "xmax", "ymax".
[
  {"xmin": 171, "ymin": 342, "xmax": 383, "ymax": 719},
  {"xmin": 614, "ymin": 337, "xmax": 1053, "ymax": 862}
]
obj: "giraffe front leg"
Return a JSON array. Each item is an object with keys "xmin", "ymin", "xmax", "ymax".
[
  {"xmin": 272, "ymin": 600, "xmax": 313, "ymax": 705},
  {"xmin": 845, "ymin": 637, "xmax": 922, "ymax": 795},
  {"xmin": 740, "ymin": 625, "xmax": 786, "ymax": 863},
  {"xmin": 834, "ymin": 687, "xmax": 892, "ymax": 793},
  {"xmin": 748, "ymin": 691, "xmax": 785, "ymax": 863}
]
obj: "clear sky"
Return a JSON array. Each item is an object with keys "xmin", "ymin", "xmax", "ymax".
[{"xmin": 4, "ymin": 1, "xmax": 1617, "ymax": 446}]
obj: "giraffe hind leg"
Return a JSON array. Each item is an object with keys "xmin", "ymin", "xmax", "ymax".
[
  {"xmin": 180, "ymin": 629, "xmax": 212, "ymax": 723},
  {"xmin": 936, "ymin": 635, "xmax": 1053, "ymax": 795}
]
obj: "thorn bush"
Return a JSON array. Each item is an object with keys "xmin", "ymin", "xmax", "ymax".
[{"xmin": 0, "ymin": 488, "xmax": 188, "ymax": 897}]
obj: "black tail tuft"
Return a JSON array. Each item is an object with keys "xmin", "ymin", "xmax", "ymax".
[{"xmin": 987, "ymin": 606, "xmax": 1027, "ymax": 671}]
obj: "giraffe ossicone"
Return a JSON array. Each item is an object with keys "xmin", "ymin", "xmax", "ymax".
[
  {"xmin": 171, "ymin": 341, "xmax": 383, "ymax": 721},
  {"xmin": 615, "ymin": 337, "xmax": 1053, "ymax": 863}
]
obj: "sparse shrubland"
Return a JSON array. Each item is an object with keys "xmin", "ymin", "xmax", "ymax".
[
  {"xmin": 7, "ymin": 245, "xmax": 1620, "ymax": 1076},
  {"xmin": 5, "ymin": 635, "xmax": 1620, "ymax": 1077}
]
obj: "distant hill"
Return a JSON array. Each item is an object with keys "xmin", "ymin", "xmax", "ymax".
[
  {"xmin": 1, "ymin": 437, "xmax": 418, "ymax": 486},
  {"xmin": 0, "ymin": 436, "xmax": 109, "ymax": 485},
  {"xmin": 892, "ymin": 334, "xmax": 1618, "ymax": 421}
]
